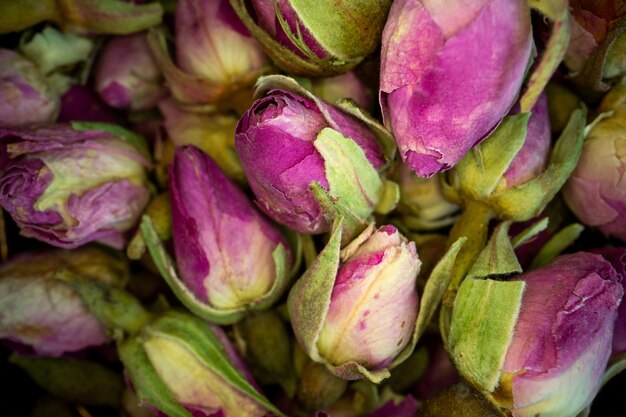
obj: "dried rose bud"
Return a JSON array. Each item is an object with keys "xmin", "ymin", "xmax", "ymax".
[
  {"xmin": 95, "ymin": 33, "xmax": 166, "ymax": 111},
  {"xmin": 236, "ymin": 77, "xmax": 386, "ymax": 236},
  {"xmin": 379, "ymin": 0, "xmax": 532, "ymax": 177},
  {"xmin": 120, "ymin": 311, "xmax": 284, "ymax": 417},
  {"xmin": 450, "ymin": 253, "xmax": 623, "ymax": 417},
  {"xmin": 289, "ymin": 223, "xmax": 420, "ymax": 382},
  {"xmin": 0, "ymin": 123, "xmax": 151, "ymax": 249},
  {"xmin": 168, "ymin": 146, "xmax": 291, "ymax": 324},
  {"xmin": 231, "ymin": 0, "xmax": 392, "ymax": 76},
  {"xmin": 0, "ymin": 247, "xmax": 127, "ymax": 356}
]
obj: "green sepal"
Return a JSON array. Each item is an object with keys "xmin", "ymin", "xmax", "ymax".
[
  {"xmin": 10, "ymin": 355, "xmax": 124, "ymax": 407},
  {"xmin": 19, "ymin": 26, "xmax": 94, "ymax": 75},
  {"xmin": 449, "ymin": 277, "xmax": 525, "ymax": 393},
  {"xmin": 288, "ymin": 217, "xmax": 343, "ymax": 362},
  {"xmin": 511, "ymin": 217, "xmax": 549, "ymax": 248},
  {"xmin": 143, "ymin": 311, "xmax": 287, "ymax": 416},
  {"xmin": 147, "ymin": 27, "xmax": 268, "ymax": 107},
  {"xmin": 492, "ymin": 106, "xmax": 587, "ymax": 221},
  {"xmin": 522, "ymin": 0, "xmax": 570, "ymax": 112},
  {"xmin": 452, "ymin": 113, "xmax": 530, "ymax": 201},
  {"xmin": 467, "ymin": 222, "xmax": 522, "ymax": 280},
  {"xmin": 602, "ymin": 352, "xmax": 626, "ymax": 387},
  {"xmin": 529, "ymin": 223, "xmax": 584, "ymax": 269},
  {"xmin": 71, "ymin": 121, "xmax": 151, "ymax": 160},
  {"xmin": 119, "ymin": 335, "xmax": 192, "ymax": 417},
  {"xmin": 142, "ymin": 215, "xmax": 291, "ymax": 324},
  {"xmin": 56, "ymin": 269, "xmax": 152, "ymax": 337},
  {"xmin": 448, "ymin": 222, "xmax": 525, "ymax": 393},
  {"xmin": 392, "ymin": 236, "xmax": 466, "ymax": 368},
  {"xmin": 315, "ymin": 126, "xmax": 382, "ymax": 215},
  {"xmin": 229, "ymin": 0, "xmax": 365, "ymax": 76}
]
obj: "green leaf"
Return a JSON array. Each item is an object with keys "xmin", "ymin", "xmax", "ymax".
[
  {"xmin": 71, "ymin": 121, "xmax": 151, "ymax": 159},
  {"xmin": 393, "ymin": 236, "xmax": 466, "ymax": 367},
  {"xmin": 453, "ymin": 114, "xmax": 530, "ymax": 200},
  {"xmin": 522, "ymin": 0, "xmax": 570, "ymax": 112},
  {"xmin": 287, "ymin": 218, "xmax": 343, "ymax": 362},
  {"xmin": 56, "ymin": 269, "xmax": 152, "ymax": 336},
  {"xmin": 467, "ymin": 222, "xmax": 522, "ymax": 280},
  {"xmin": 492, "ymin": 107, "xmax": 587, "ymax": 221},
  {"xmin": 529, "ymin": 223, "xmax": 584, "ymax": 269},
  {"xmin": 119, "ymin": 337, "xmax": 192, "ymax": 417},
  {"xmin": 10, "ymin": 355, "xmax": 124, "ymax": 407},
  {"xmin": 449, "ymin": 277, "xmax": 525, "ymax": 393},
  {"xmin": 511, "ymin": 217, "xmax": 549, "ymax": 248},
  {"xmin": 141, "ymin": 216, "xmax": 246, "ymax": 325}
]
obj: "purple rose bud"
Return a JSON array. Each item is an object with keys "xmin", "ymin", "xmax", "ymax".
[
  {"xmin": 502, "ymin": 93, "xmax": 551, "ymax": 187},
  {"xmin": 591, "ymin": 247, "xmax": 626, "ymax": 357},
  {"xmin": 379, "ymin": 0, "xmax": 532, "ymax": 177},
  {"xmin": 500, "ymin": 253, "xmax": 622, "ymax": 416},
  {"xmin": 563, "ymin": 104, "xmax": 626, "ymax": 241},
  {"xmin": 290, "ymin": 224, "xmax": 420, "ymax": 380},
  {"xmin": 58, "ymin": 85, "xmax": 120, "ymax": 124},
  {"xmin": 0, "ymin": 124, "xmax": 152, "ymax": 249},
  {"xmin": 176, "ymin": 0, "xmax": 266, "ymax": 84},
  {"xmin": 235, "ymin": 88, "xmax": 384, "ymax": 234},
  {"xmin": 450, "ymin": 252, "xmax": 624, "ymax": 417},
  {"xmin": 95, "ymin": 33, "xmax": 166, "ymax": 111},
  {"xmin": 170, "ymin": 146, "xmax": 291, "ymax": 316},
  {"xmin": 0, "ymin": 49, "xmax": 60, "ymax": 127},
  {"xmin": 0, "ymin": 247, "xmax": 127, "ymax": 357}
]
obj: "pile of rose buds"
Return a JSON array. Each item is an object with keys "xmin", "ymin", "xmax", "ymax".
[{"xmin": 2, "ymin": 0, "xmax": 626, "ymax": 416}]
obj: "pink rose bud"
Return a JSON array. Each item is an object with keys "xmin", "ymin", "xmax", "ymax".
[
  {"xmin": 169, "ymin": 146, "xmax": 291, "ymax": 323},
  {"xmin": 379, "ymin": 0, "xmax": 532, "ymax": 177},
  {"xmin": 289, "ymin": 224, "xmax": 421, "ymax": 382}
]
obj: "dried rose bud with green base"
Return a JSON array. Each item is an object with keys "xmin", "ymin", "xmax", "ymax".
[
  {"xmin": 143, "ymin": 146, "xmax": 291, "ymax": 325},
  {"xmin": 230, "ymin": 0, "xmax": 392, "ymax": 76},
  {"xmin": 236, "ymin": 75, "xmax": 396, "ymax": 240},
  {"xmin": 0, "ymin": 247, "xmax": 127, "ymax": 357},
  {"xmin": 119, "ymin": 310, "xmax": 286, "ymax": 417},
  {"xmin": 449, "ymin": 247, "xmax": 623, "ymax": 417},
  {"xmin": 0, "ymin": 123, "xmax": 152, "ymax": 249},
  {"xmin": 288, "ymin": 222, "xmax": 420, "ymax": 382}
]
